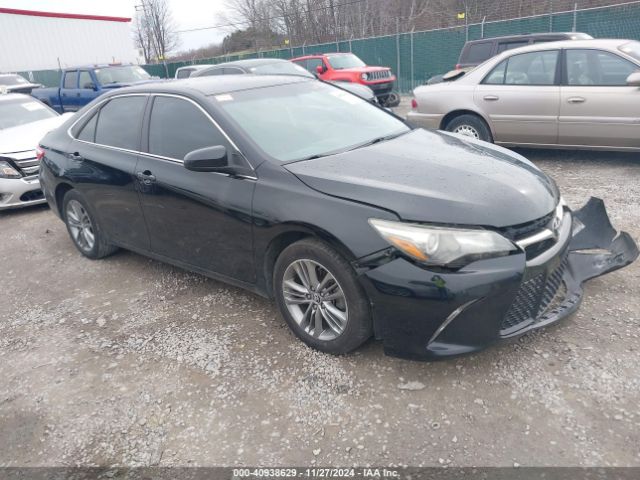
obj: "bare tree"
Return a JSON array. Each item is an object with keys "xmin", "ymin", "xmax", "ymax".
[
  {"xmin": 133, "ymin": 13, "xmax": 154, "ymax": 63},
  {"xmin": 135, "ymin": 0, "xmax": 179, "ymax": 63}
]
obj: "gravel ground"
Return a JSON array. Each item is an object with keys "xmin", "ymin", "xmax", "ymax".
[{"xmin": 1, "ymin": 99, "xmax": 639, "ymax": 468}]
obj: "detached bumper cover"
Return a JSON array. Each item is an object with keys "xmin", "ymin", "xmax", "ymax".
[{"xmin": 357, "ymin": 197, "xmax": 638, "ymax": 360}]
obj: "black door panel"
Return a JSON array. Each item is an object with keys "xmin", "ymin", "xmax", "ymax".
[{"xmin": 135, "ymin": 157, "xmax": 256, "ymax": 281}]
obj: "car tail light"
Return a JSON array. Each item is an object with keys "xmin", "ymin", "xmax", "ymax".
[
  {"xmin": 36, "ymin": 146, "xmax": 45, "ymax": 161},
  {"xmin": 455, "ymin": 64, "xmax": 462, "ymax": 70},
  {"xmin": 411, "ymin": 98, "xmax": 418, "ymax": 110}
]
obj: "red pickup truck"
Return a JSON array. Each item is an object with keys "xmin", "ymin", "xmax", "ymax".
[{"xmin": 291, "ymin": 52, "xmax": 399, "ymax": 106}]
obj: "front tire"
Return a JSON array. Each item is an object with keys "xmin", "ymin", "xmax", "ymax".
[
  {"xmin": 445, "ymin": 114, "xmax": 493, "ymax": 143},
  {"xmin": 62, "ymin": 190, "xmax": 118, "ymax": 259},
  {"xmin": 273, "ymin": 238, "xmax": 372, "ymax": 354}
]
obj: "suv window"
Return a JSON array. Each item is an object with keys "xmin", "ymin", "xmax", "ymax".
[
  {"xmin": 566, "ymin": 49, "xmax": 638, "ymax": 86},
  {"xmin": 484, "ymin": 50, "xmax": 558, "ymax": 85},
  {"xmin": 463, "ymin": 42, "xmax": 493, "ymax": 63},
  {"xmin": 306, "ymin": 58, "xmax": 324, "ymax": 73},
  {"xmin": 496, "ymin": 41, "xmax": 528, "ymax": 53},
  {"xmin": 149, "ymin": 96, "xmax": 226, "ymax": 160},
  {"xmin": 79, "ymin": 71, "xmax": 92, "ymax": 89},
  {"xmin": 63, "ymin": 71, "xmax": 78, "ymax": 89},
  {"xmin": 94, "ymin": 96, "xmax": 147, "ymax": 150}
]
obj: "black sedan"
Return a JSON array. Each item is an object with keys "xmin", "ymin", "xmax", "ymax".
[{"xmin": 38, "ymin": 76, "xmax": 638, "ymax": 360}]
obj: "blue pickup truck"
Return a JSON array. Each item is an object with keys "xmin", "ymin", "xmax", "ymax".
[{"xmin": 31, "ymin": 65, "xmax": 158, "ymax": 113}]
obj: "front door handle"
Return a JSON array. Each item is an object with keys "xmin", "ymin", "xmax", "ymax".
[
  {"xmin": 567, "ymin": 96, "xmax": 586, "ymax": 104},
  {"xmin": 136, "ymin": 171, "xmax": 156, "ymax": 184},
  {"xmin": 483, "ymin": 95, "xmax": 499, "ymax": 101},
  {"xmin": 66, "ymin": 152, "xmax": 83, "ymax": 161}
]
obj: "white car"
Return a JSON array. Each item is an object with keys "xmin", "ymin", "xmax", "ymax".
[
  {"xmin": 0, "ymin": 91, "xmax": 69, "ymax": 210},
  {"xmin": 174, "ymin": 64, "xmax": 215, "ymax": 79}
]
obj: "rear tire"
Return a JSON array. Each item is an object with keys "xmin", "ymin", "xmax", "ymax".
[
  {"xmin": 273, "ymin": 238, "xmax": 372, "ymax": 355},
  {"xmin": 446, "ymin": 114, "xmax": 493, "ymax": 143},
  {"xmin": 62, "ymin": 190, "xmax": 118, "ymax": 259}
]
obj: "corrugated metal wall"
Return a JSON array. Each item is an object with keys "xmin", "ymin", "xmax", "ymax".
[{"xmin": 0, "ymin": 12, "xmax": 136, "ymax": 72}]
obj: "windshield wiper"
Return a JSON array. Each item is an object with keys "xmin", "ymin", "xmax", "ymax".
[{"xmin": 347, "ymin": 131, "xmax": 408, "ymax": 152}]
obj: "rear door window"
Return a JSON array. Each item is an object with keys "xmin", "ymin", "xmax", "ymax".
[
  {"xmin": 94, "ymin": 96, "xmax": 147, "ymax": 150},
  {"xmin": 484, "ymin": 50, "xmax": 558, "ymax": 85},
  {"xmin": 63, "ymin": 71, "xmax": 78, "ymax": 89},
  {"xmin": 148, "ymin": 96, "xmax": 226, "ymax": 160}
]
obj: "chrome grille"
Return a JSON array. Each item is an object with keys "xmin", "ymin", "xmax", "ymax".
[
  {"xmin": 368, "ymin": 70, "xmax": 391, "ymax": 81},
  {"xmin": 6, "ymin": 150, "xmax": 39, "ymax": 176}
]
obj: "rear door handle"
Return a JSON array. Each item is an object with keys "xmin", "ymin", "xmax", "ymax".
[
  {"xmin": 136, "ymin": 171, "xmax": 156, "ymax": 184},
  {"xmin": 483, "ymin": 95, "xmax": 499, "ymax": 101},
  {"xmin": 567, "ymin": 96, "xmax": 586, "ymax": 104},
  {"xmin": 66, "ymin": 152, "xmax": 83, "ymax": 161}
]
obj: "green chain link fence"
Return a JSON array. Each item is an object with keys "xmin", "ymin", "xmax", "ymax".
[{"xmin": 19, "ymin": 1, "xmax": 640, "ymax": 92}]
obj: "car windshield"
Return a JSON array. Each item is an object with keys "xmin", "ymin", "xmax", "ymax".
[
  {"xmin": 619, "ymin": 41, "xmax": 640, "ymax": 62},
  {"xmin": 0, "ymin": 97, "xmax": 57, "ymax": 130},
  {"xmin": 215, "ymin": 81, "xmax": 409, "ymax": 162},
  {"xmin": 249, "ymin": 62, "xmax": 314, "ymax": 78},
  {"xmin": 326, "ymin": 54, "xmax": 366, "ymax": 70},
  {"xmin": 0, "ymin": 75, "xmax": 29, "ymax": 86},
  {"xmin": 94, "ymin": 66, "xmax": 151, "ymax": 84}
]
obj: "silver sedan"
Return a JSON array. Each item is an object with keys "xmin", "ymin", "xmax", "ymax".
[{"xmin": 408, "ymin": 39, "xmax": 640, "ymax": 151}]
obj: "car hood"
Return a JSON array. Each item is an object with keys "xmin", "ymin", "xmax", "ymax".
[
  {"xmin": 0, "ymin": 116, "xmax": 67, "ymax": 154},
  {"xmin": 284, "ymin": 129, "xmax": 559, "ymax": 228}
]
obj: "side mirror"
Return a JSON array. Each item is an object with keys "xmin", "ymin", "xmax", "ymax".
[
  {"xmin": 626, "ymin": 71, "xmax": 640, "ymax": 86},
  {"xmin": 184, "ymin": 145, "xmax": 228, "ymax": 172},
  {"xmin": 84, "ymin": 82, "xmax": 97, "ymax": 90},
  {"xmin": 316, "ymin": 65, "xmax": 325, "ymax": 75}
]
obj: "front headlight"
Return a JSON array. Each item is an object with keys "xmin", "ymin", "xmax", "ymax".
[
  {"xmin": 369, "ymin": 218, "xmax": 517, "ymax": 268},
  {"xmin": 0, "ymin": 161, "xmax": 21, "ymax": 179}
]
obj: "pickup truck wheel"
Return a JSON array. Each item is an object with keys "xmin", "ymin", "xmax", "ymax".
[{"xmin": 62, "ymin": 190, "xmax": 118, "ymax": 259}]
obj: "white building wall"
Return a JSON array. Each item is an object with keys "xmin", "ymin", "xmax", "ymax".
[{"xmin": 0, "ymin": 12, "xmax": 136, "ymax": 72}]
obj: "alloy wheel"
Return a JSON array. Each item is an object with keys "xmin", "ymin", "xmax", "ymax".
[
  {"xmin": 453, "ymin": 124, "xmax": 480, "ymax": 139},
  {"xmin": 66, "ymin": 199, "xmax": 95, "ymax": 252},
  {"xmin": 282, "ymin": 259, "xmax": 348, "ymax": 341}
]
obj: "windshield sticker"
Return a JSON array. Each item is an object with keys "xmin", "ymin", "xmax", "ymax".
[
  {"xmin": 330, "ymin": 90, "xmax": 359, "ymax": 105},
  {"xmin": 22, "ymin": 102, "xmax": 46, "ymax": 111}
]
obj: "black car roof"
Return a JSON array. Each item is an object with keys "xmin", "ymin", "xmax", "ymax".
[{"xmin": 108, "ymin": 74, "xmax": 312, "ymax": 97}]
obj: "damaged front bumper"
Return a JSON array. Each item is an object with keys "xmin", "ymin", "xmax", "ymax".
[{"xmin": 357, "ymin": 197, "xmax": 638, "ymax": 360}]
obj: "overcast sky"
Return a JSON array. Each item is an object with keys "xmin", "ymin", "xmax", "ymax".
[{"xmin": 0, "ymin": 0, "xmax": 231, "ymax": 52}]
